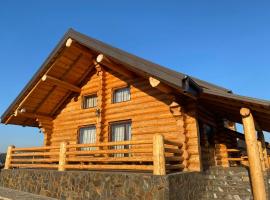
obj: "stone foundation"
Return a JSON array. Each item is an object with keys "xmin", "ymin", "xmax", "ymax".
[{"xmin": 0, "ymin": 167, "xmax": 269, "ymax": 200}]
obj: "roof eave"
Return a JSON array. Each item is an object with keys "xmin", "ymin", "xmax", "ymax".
[{"xmin": 1, "ymin": 29, "xmax": 74, "ymax": 123}]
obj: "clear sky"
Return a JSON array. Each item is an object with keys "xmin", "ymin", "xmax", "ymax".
[{"xmin": 0, "ymin": 1, "xmax": 270, "ymax": 152}]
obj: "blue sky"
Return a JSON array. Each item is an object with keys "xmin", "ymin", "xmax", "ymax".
[{"xmin": 0, "ymin": 1, "xmax": 270, "ymax": 152}]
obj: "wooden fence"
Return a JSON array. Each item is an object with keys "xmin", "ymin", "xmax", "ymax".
[{"xmin": 4, "ymin": 134, "xmax": 184, "ymax": 175}]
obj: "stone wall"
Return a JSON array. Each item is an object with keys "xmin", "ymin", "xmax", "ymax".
[
  {"xmin": 0, "ymin": 167, "xmax": 269, "ymax": 200},
  {"xmin": 202, "ymin": 167, "xmax": 253, "ymax": 199},
  {"xmin": 0, "ymin": 170, "xmax": 169, "ymax": 200},
  {"xmin": 0, "ymin": 169, "xmax": 204, "ymax": 200},
  {"xmin": 167, "ymin": 172, "xmax": 205, "ymax": 200},
  {"xmin": 202, "ymin": 167, "xmax": 270, "ymax": 200}
]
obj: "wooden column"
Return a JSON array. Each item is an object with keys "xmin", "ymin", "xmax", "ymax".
[
  {"xmin": 258, "ymin": 131, "xmax": 270, "ymax": 169},
  {"xmin": 153, "ymin": 134, "xmax": 166, "ymax": 175},
  {"xmin": 240, "ymin": 108, "xmax": 266, "ymax": 200},
  {"xmin": 4, "ymin": 145, "xmax": 14, "ymax": 169},
  {"xmin": 95, "ymin": 64, "xmax": 104, "ymax": 144},
  {"xmin": 58, "ymin": 142, "xmax": 67, "ymax": 171}
]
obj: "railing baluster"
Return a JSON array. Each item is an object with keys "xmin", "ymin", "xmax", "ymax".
[
  {"xmin": 58, "ymin": 142, "xmax": 67, "ymax": 171},
  {"xmin": 153, "ymin": 134, "xmax": 166, "ymax": 175},
  {"xmin": 4, "ymin": 145, "xmax": 15, "ymax": 169}
]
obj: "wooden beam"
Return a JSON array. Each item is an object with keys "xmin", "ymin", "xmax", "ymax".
[
  {"xmin": 3, "ymin": 47, "xmax": 81, "ymax": 124},
  {"xmin": 51, "ymin": 63, "xmax": 95, "ymax": 116},
  {"xmin": 149, "ymin": 77, "xmax": 173, "ymax": 94},
  {"xmin": 96, "ymin": 54, "xmax": 135, "ymax": 78},
  {"xmin": 38, "ymin": 54, "xmax": 84, "ymax": 115},
  {"xmin": 14, "ymin": 110, "xmax": 53, "ymax": 121},
  {"xmin": 224, "ymin": 128, "xmax": 245, "ymax": 140},
  {"xmin": 4, "ymin": 114, "xmax": 14, "ymax": 125},
  {"xmin": 16, "ymin": 49, "xmax": 72, "ymax": 113},
  {"xmin": 240, "ymin": 108, "xmax": 266, "ymax": 200},
  {"xmin": 41, "ymin": 75, "xmax": 81, "ymax": 93}
]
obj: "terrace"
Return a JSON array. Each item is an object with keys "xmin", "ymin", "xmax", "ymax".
[{"xmin": 4, "ymin": 134, "xmax": 184, "ymax": 175}]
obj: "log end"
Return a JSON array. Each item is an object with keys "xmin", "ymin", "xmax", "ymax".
[
  {"xmin": 41, "ymin": 75, "xmax": 47, "ymax": 81},
  {"xmin": 65, "ymin": 38, "xmax": 73, "ymax": 47},
  {"xmin": 96, "ymin": 54, "xmax": 104, "ymax": 63},
  {"xmin": 149, "ymin": 77, "xmax": 160, "ymax": 87},
  {"xmin": 240, "ymin": 108, "xmax": 250, "ymax": 117}
]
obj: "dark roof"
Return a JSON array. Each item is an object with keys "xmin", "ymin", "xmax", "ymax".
[
  {"xmin": 66, "ymin": 29, "xmax": 231, "ymax": 93},
  {"xmin": 1, "ymin": 28, "xmax": 270, "ymax": 131},
  {"xmin": 0, "ymin": 28, "xmax": 231, "ymax": 123}
]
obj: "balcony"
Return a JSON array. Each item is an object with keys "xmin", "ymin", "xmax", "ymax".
[{"xmin": 4, "ymin": 134, "xmax": 184, "ymax": 175}]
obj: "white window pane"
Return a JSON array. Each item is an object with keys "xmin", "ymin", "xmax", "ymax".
[
  {"xmin": 111, "ymin": 122, "xmax": 132, "ymax": 157},
  {"xmin": 83, "ymin": 95, "xmax": 97, "ymax": 109},
  {"xmin": 79, "ymin": 126, "xmax": 96, "ymax": 150},
  {"xmin": 113, "ymin": 87, "xmax": 130, "ymax": 103}
]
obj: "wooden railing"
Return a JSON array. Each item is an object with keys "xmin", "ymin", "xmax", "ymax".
[
  {"xmin": 226, "ymin": 149, "xmax": 249, "ymax": 166},
  {"xmin": 4, "ymin": 134, "xmax": 184, "ymax": 175},
  {"xmin": 215, "ymin": 146, "xmax": 249, "ymax": 167}
]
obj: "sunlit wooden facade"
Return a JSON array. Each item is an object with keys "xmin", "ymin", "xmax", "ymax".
[{"xmin": 2, "ymin": 29, "xmax": 270, "ymax": 199}]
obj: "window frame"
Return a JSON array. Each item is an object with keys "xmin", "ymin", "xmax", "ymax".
[
  {"xmin": 111, "ymin": 86, "xmax": 131, "ymax": 104},
  {"xmin": 77, "ymin": 125, "xmax": 97, "ymax": 149},
  {"xmin": 81, "ymin": 93, "xmax": 98, "ymax": 109},
  {"xmin": 109, "ymin": 120, "xmax": 132, "ymax": 142},
  {"xmin": 109, "ymin": 120, "xmax": 132, "ymax": 157}
]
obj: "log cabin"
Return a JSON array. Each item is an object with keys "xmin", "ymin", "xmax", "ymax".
[{"xmin": 1, "ymin": 29, "xmax": 270, "ymax": 199}]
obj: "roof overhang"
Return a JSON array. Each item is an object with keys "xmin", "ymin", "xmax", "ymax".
[
  {"xmin": 2, "ymin": 28, "xmax": 270, "ymax": 132},
  {"xmin": 0, "ymin": 29, "xmax": 204, "ymax": 126},
  {"xmin": 199, "ymin": 89, "xmax": 270, "ymax": 132}
]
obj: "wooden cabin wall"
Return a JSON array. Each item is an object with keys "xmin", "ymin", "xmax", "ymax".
[
  {"xmin": 214, "ymin": 120, "xmax": 238, "ymax": 167},
  {"xmin": 197, "ymin": 106, "xmax": 217, "ymax": 170},
  {"xmin": 197, "ymin": 106, "xmax": 239, "ymax": 169},
  {"xmin": 37, "ymin": 117, "xmax": 53, "ymax": 146},
  {"xmin": 50, "ymin": 67, "xmax": 187, "ymax": 151},
  {"xmin": 184, "ymin": 103, "xmax": 202, "ymax": 171}
]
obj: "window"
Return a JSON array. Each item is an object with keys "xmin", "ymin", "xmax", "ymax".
[
  {"xmin": 110, "ymin": 121, "xmax": 131, "ymax": 157},
  {"xmin": 82, "ymin": 94, "xmax": 97, "ymax": 109},
  {"xmin": 113, "ymin": 87, "xmax": 130, "ymax": 103},
  {"xmin": 79, "ymin": 126, "xmax": 96, "ymax": 150}
]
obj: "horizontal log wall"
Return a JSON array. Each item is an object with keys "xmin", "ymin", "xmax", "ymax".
[
  {"xmin": 214, "ymin": 120, "xmax": 238, "ymax": 167},
  {"xmin": 184, "ymin": 103, "xmax": 201, "ymax": 171},
  {"xmin": 50, "ymin": 67, "xmax": 186, "ymax": 152}
]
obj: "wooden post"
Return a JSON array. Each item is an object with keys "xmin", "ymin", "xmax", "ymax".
[
  {"xmin": 258, "ymin": 131, "xmax": 270, "ymax": 169},
  {"xmin": 58, "ymin": 142, "xmax": 67, "ymax": 171},
  {"xmin": 240, "ymin": 108, "xmax": 266, "ymax": 200},
  {"xmin": 4, "ymin": 145, "xmax": 14, "ymax": 169},
  {"xmin": 257, "ymin": 139, "xmax": 266, "ymax": 171},
  {"xmin": 153, "ymin": 134, "xmax": 166, "ymax": 175}
]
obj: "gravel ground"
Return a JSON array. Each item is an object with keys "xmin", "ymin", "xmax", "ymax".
[{"xmin": 0, "ymin": 187, "xmax": 57, "ymax": 200}]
